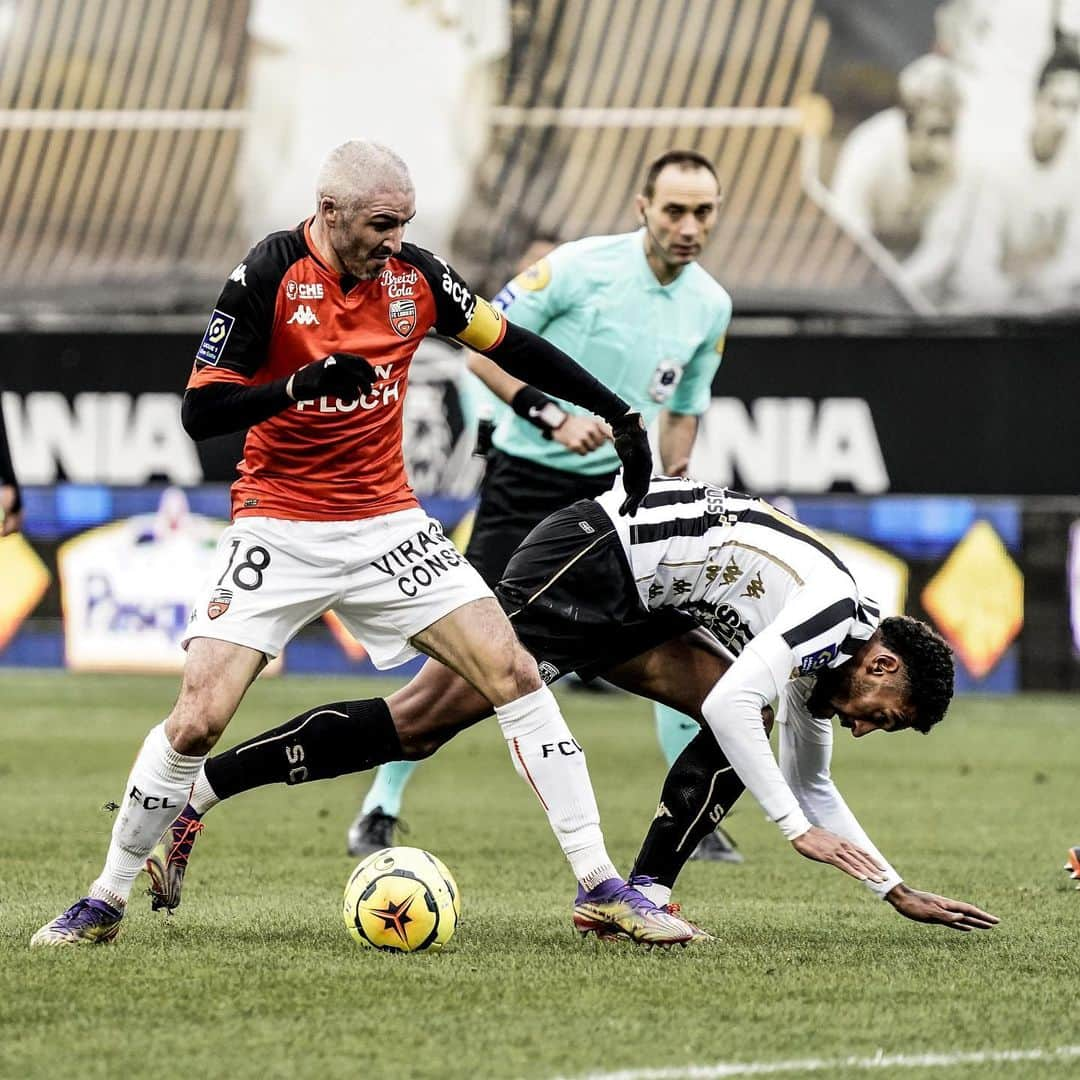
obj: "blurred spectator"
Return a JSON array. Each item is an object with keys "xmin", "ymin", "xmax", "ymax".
[
  {"xmin": 831, "ymin": 54, "xmax": 966, "ymax": 297},
  {"xmin": 0, "ymin": 391, "xmax": 23, "ymax": 536},
  {"xmin": 946, "ymin": 46, "xmax": 1080, "ymax": 311}
]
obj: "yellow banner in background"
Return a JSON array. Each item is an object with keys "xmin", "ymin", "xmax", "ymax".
[
  {"xmin": 922, "ymin": 521, "xmax": 1024, "ymax": 679},
  {"xmin": 0, "ymin": 533, "xmax": 51, "ymax": 653}
]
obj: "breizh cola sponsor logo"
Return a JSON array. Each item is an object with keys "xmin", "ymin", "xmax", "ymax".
[{"xmin": 379, "ymin": 267, "xmax": 418, "ymax": 297}]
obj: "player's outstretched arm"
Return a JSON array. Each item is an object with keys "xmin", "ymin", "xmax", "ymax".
[
  {"xmin": 701, "ymin": 646, "xmax": 888, "ymax": 884},
  {"xmin": 465, "ymin": 350, "xmax": 609, "ymax": 452},
  {"xmin": 475, "ymin": 320, "xmax": 652, "ymax": 512},
  {"xmin": 182, "ymin": 354, "xmax": 376, "ymax": 440},
  {"xmin": 884, "ymin": 883, "xmax": 1000, "ymax": 931},
  {"xmin": 790, "ymin": 826, "xmax": 888, "ymax": 884},
  {"xmin": 474, "ymin": 317, "xmax": 629, "ymax": 424}
]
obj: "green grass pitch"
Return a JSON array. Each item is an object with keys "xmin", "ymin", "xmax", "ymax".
[{"xmin": 2, "ymin": 671, "xmax": 1077, "ymax": 1079}]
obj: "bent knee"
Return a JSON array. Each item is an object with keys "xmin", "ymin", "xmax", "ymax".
[
  {"xmin": 492, "ymin": 646, "xmax": 543, "ymax": 703},
  {"xmin": 393, "ymin": 713, "xmax": 452, "ymax": 760},
  {"xmin": 166, "ymin": 693, "xmax": 234, "ymax": 755}
]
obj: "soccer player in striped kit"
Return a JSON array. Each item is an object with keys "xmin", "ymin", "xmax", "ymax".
[{"xmin": 153, "ymin": 476, "xmax": 997, "ymax": 935}]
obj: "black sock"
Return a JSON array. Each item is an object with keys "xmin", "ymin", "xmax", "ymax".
[
  {"xmin": 630, "ymin": 729, "xmax": 746, "ymax": 888},
  {"xmin": 203, "ymin": 698, "xmax": 401, "ymax": 802}
]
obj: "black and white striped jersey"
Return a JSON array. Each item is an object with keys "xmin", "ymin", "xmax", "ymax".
[{"xmin": 595, "ymin": 475, "xmax": 880, "ymax": 677}]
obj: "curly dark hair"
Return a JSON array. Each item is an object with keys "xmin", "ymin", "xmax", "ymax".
[{"xmin": 878, "ymin": 616, "xmax": 954, "ymax": 733}]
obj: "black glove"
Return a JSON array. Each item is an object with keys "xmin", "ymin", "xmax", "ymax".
[
  {"xmin": 611, "ymin": 411, "xmax": 651, "ymax": 516},
  {"xmin": 287, "ymin": 353, "xmax": 376, "ymax": 402}
]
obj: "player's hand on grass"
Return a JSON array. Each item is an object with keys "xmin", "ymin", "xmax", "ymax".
[
  {"xmin": 612, "ymin": 411, "xmax": 651, "ymax": 516},
  {"xmin": 1, "ymin": 485, "xmax": 23, "ymax": 537},
  {"xmin": 287, "ymin": 353, "xmax": 377, "ymax": 402},
  {"xmin": 790, "ymin": 825, "xmax": 888, "ymax": 884},
  {"xmin": 553, "ymin": 416, "xmax": 611, "ymax": 455},
  {"xmin": 885, "ymin": 883, "xmax": 1000, "ymax": 931}
]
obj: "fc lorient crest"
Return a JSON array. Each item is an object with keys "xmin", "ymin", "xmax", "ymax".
[
  {"xmin": 207, "ymin": 587, "xmax": 232, "ymax": 620},
  {"xmin": 389, "ymin": 298, "xmax": 416, "ymax": 338}
]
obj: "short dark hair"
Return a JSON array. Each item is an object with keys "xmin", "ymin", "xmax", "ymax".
[
  {"xmin": 879, "ymin": 616, "xmax": 954, "ymax": 733},
  {"xmin": 526, "ymin": 229, "xmax": 562, "ymax": 248},
  {"xmin": 1037, "ymin": 46, "xmax": 1080, "ymax": 91},
  {"xmin": 641, "ymin": 150, "xmax": 719, "ymax": 199}
]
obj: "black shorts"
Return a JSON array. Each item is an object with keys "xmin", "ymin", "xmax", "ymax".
[
  {"xmin": 495, "ymin": 499, "xmax": 697, "ymax": 683},
  {"xmin": 464, "ymin": 450, "xmax": 617, "ymax": 587}
]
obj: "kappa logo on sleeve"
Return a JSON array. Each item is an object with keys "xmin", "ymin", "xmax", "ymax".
[{"xmin": 196, "ymin": 309, "xmax": 236, "ymax": 365}]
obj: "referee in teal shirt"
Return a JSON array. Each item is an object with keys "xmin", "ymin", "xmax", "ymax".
[{"xmin": 351, "ymin": 150, "xmax": 739, "ymax": 861}]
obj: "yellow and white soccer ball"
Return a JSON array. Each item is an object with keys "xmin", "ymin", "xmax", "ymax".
[{"xmin": 343, "ymin": 846, "xmax": 461, "ymax": 953}]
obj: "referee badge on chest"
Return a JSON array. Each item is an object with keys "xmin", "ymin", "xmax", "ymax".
[
  {"xmin": 649, "ymin": 360, "xmax": 683, "ymax": 402},
  {"xmin": 389, "ymin": 298, "xmax": 417, "ymax": 338}
]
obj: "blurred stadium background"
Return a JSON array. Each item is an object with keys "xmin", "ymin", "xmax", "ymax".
[{"xmin": 1, "ymin": 0, "xmax": 1079, "ymax": 698}]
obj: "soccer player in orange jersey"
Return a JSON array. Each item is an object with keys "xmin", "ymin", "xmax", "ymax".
[{"xmin": 31, "ymin": 140, "xmax": 696, "ymax": 949}]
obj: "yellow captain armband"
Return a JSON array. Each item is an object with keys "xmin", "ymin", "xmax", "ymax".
[{"xmin": 456, "ymin": 296, "xmax": 508, "ymax": 351}]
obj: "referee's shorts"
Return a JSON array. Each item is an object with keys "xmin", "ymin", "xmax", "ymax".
[
  {"xmin": 464, "ymin": 449, "xmax": 617, "ymax": 586},
  {"xmin": 496, "ymin": 499, "xmax": 697, "ymax": 684}
]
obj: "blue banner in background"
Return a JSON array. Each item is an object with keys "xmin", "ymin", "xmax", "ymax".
[
  {"xmin": 18, "ymin": 484, "xmax": 476, "ymax": 544},
  {"xmin": 2, "ymin": 486, "xmax": 1068, "ymax": 695},
  {"xmin": 793, "ymin": 496, "xmax": 1023, "ymax": 693}
]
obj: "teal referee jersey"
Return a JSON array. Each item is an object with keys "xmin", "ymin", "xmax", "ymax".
[{"xmin": 486, "ymin": 229, "xmax": 732, "ymax": 475}]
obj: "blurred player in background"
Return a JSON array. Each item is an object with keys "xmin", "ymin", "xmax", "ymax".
[
  {"xmin": 947, "ymin": 44, "xmax": 1080, "ymax": 311},
  {"xmin": 0, "ymin": 392, "xmax": 23, "ymax": 537},
  {"xmin": 153, "ymin": 477, "xmax": 997, "ymax": 936},
  {"xmin": 831, "ymin": 54, "xmax": 966, "ymax": 302},
  {"xmin": 1066, "ymin": 846, "xmax": 1080, "ymax": 886},
  {"xmin": 30, "ymin": 140, "xmax": 700, "ymax": 949},
  {"xmin": 349, "ymin": 149, "xmax": 742, "ymax": 864}
]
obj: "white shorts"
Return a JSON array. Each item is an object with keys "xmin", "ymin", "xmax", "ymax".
[{"xmin": 183, "ymin": 510, "xmax": 493, "ymax": 668}]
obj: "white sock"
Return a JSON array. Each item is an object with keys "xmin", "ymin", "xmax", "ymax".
[
  {"xmin": 635, "ymin": 881, "xmax": 672, "ymax": 907},
  {"xmin": 495, "ymin": 685, "xmax": 618, "ymax": 889},
  {"xmin": 189, "ymin": 766, "xmax": 221, "ymax": 816},
  {"xmin": 89, "ymin": 723, "xmax": 205, "ymax": 907}
]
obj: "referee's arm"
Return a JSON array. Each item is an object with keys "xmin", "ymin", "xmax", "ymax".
[{"xmin": 658, "ymin": 412, "xmax": 698, "ymax": 476}]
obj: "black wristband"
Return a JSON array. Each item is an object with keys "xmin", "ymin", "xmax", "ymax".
[
  {"xmin": 485, "ymin": 320, "xmax": 629, "ymax": 423},
  {"xmin": 510, "ymin": 385, "xmax": 568, "ymax": 439}
]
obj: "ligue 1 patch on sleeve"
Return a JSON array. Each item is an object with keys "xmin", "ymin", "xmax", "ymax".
[
  {"xmin": 196, "ymin": 309, "xmax": 236, "ymax": 365},
  {"xmin": 798, "ymin": 643, "xmax": 839, "ymax": 676}
]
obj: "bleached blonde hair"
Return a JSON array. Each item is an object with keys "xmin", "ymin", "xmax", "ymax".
[{"xmin": 315, "ymin": 140, "xmax": 414, "ymax": 214}]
